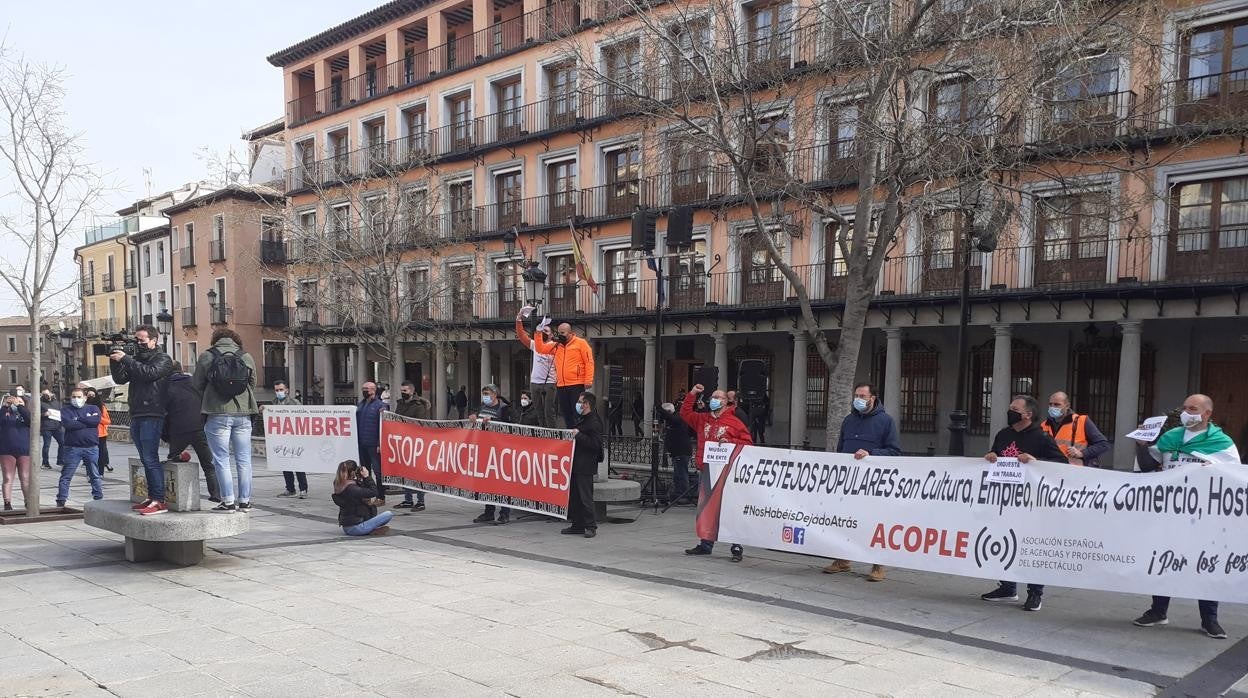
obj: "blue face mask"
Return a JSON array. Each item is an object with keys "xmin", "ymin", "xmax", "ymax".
[
  {"xmin": 853, "ymin": 398, "xmax": 869, "ymax": 412},
  {"xmin": 1048, "ymin": 406, "xmax": 1063, "ymax": 419},
  {"xmin": 481, "ymin": 395, "xmax": 493, "ymax": 406},
  {"xmin": 575, "ymin": 402, "xmax": 586, "ymax": 415},
  {"xmin": 708, "ymin": 398, "xmax": 723, "ymax": 411}
]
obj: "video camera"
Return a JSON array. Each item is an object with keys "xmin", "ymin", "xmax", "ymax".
[{"xmin": 106, "ymin": 333, "xmax": 138, "ymax": 357}]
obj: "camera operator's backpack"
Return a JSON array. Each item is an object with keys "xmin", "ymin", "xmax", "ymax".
[{"xmin": 206, "ymin": 347, "xmax": 252, "ymax": 399}]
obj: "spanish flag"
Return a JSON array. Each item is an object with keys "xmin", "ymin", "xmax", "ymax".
[{"xmin": 569, "ymin": 222, "xmax": 599, "ymax": 293}]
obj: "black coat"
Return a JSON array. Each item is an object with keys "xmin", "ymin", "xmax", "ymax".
[
  {"xmin": 38, "ymin": 396, "xmax": 61, "ymax": 432},
  {"xmin": 660, "ymin": 410, "xmax": 694, "ymax": 458},
  {"xmin": 111, "ymin": 347, "xmax": 174, "ymax": 418},
  {"xmin": 990, "ymin": 422, "xmax": 1066, "ymax": 462},
  {"xmin": 572, "ymin": 411, "xmax": 605, "ymax": 475},
  {"xmin": 333, "ymin": 478, "xmax": 378, "ymax": 527},
  {"xmin": 162, "ymin": 373, "xmax": 205, "ymax": 437},
  {"xmin": 515, "ymin": 404, "xmax": 542, "ymax": 426}
]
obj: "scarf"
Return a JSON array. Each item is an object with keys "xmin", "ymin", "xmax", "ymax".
[{"xmin": 1155, "ymin": 424, "xmax": 1235, "ymax": 458}]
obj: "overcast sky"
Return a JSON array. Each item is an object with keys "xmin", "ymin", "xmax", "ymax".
[{"xmin": 0, "ymin": 0, "xmax": 380, "ymax": 316}]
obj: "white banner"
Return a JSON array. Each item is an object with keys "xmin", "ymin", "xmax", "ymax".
[
  {"xmin": 262, "ymin": 405, "xmax": 358, "ymax": 473},
  {"xmin": 701, "ymin": 446, "xmax": 1248, "ymax": 602}
]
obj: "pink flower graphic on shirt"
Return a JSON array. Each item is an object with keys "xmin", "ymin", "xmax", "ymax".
[{"xmin": 1000, "ymin": 442, "xmax": 1021, "ymax": 458}]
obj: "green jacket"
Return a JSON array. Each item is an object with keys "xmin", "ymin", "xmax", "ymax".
[
  {"xmin": 192, "ymin": 338, "xmax": 259, "ymax": 416},
  {"xmin": 271, "ymin": 395, "xmax": 302, "ymax": 406}
]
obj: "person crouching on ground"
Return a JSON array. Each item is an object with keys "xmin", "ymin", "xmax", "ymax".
[
  {"xmin": 333, "ymin": 460, "xmax": 392, "ymax": 536},
  {"xmin": 681, "ymin": 384, "xmax": 753, "ymax": 561}
]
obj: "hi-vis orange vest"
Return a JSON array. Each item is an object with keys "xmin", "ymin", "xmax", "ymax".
[{"xmin": 1042, "ymin": 413, "xmax": 1088, "ymax": 465}]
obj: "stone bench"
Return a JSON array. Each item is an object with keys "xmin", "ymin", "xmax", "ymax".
[
  {"xmin": 83, "ymin": 459, "xmax": 248, "ymax": 565},
  {"xmin": 592, "ymin": 478, "xmax": 642, "ymax": 522}
]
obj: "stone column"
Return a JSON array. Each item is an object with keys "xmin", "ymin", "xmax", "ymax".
[
  {"xmin": 884, "ymin": 328, "xmax": 902, "ymax": 418},
  {"xmin": 434, "ymin": 342, "xmax": 448, "ymax": 419},
  {"xmin": 790, "ymin": 331, "xmax": 808, "ymax": 445},
  {"xmin": 712, "ymin": 333, "xmax": 728, "ymax": 387},
  {"xmin": 314, "ymin": 345, "xmax": 330, "ymax": 404},
  {"xmin": 499, "ymin": 343, "xmax": 512, "ymax": 399},
  {"xmin": 1113, "ymin": 320, "xmax": 1143, "ymax": 470},
  {"xmin": 355, "ymin": 342, "xmax": 369, "ymax": 390},
  {"xmin": 479, "ymin": 340, "xmax": 491, "ymax": 388},
  {"xmin": 989, "ymin": 323, "xmax": 1013, "ymax": 438},
  {"xmin": 643, "ymin": 336, "xmax": 657, "ymax": 422}
]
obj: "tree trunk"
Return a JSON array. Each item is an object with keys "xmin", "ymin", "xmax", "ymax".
[
  {"xmin": 25, "ymin": 304, "xmax": 42, "ymax": 517},
  {"xmin": 388, "ymin": 338, "xmax": 405, "ymax": 406},
  {"xmin": 823, "ymin": 284, "xmax": 873, "ymax": 450}
]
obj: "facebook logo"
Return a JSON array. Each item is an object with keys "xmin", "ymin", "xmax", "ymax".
[{"xmin": 781, "ymin": 526, "xmax": 806, "ymax": 545}]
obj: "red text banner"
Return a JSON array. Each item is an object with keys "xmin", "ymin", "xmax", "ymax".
[
  {"xmin": 262, "ymin": 405, "xmax": 358, "ymax": 473},
  {"xmin": 381, "ymin": 413, "xmax": 575, "ymax": 518}
]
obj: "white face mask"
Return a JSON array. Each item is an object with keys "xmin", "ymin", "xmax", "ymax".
[
  {"xmin": 71, "ymin": 398, "xmax": 86, "ymax": 408},
  {"xmin": 1180, "ymin": 411, "xmax": 1204, "ymax": 429},
  {"xmin": 275, "ymin": 391, "xmax": 287, "ymax": 400},
  {"xmin": 14, "ymin": 389, "xmax": 23, "ymax": 397},
  {"xmin": 520, "ymin": 398, "xmax": 531, "ymax": 407}
]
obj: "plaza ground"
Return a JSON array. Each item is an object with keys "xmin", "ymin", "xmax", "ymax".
[{"xmin": 1, "ymin": 441, "xmax": 1245, "ymax": 698}]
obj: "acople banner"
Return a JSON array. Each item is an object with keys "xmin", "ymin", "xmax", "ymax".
[
  {"xmin": 699, "ymin": 446, "xmax": 1248, "ymax": 602},
  {"xmin": 380, "ymin": 413, "xmax": 576, "ymax": 518}
]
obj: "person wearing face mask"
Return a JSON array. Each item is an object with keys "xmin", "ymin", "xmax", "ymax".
[
  {"xmin": 38, "ymin": 389, "xmax": 65, "ymax": 471},
  {"xmin": 681, "ymin": 384, "xmax": 753, "ymax": 561},
  {"xmin": 163, "ymin": 362, "xmax": 221, "ymax": 503},
  {"xmin": 515, "ymin": 315, "xmax": 559, "ymax": 428},
  {"xmin": 355, "ymin": 381, "xmax": 389, "ymax": 502},
  {"xmin": 394, "ymin": 381, "xmax": 430, "ymax": 510},
  {"xmin": 470, "ymin": 384, "xmax": 512, "ymax": 525},
  {"xmin": 980, "ymin": 395, "xmax": 1065, "ymax": 611},
  {"xmin": 514, "ymin": 390, "xmax": 542, "ymax": 427},
  {"xmin": 659, "ymin": 402, "xmax": 695, "ymax": 504},
  {"xmin": 823, "ymin": 382, "xmax": 901, "ymax": 581},
  {"xmin": 1131, "ymin": 394, "xmax": 1240, "ymax": 640},
  {"xmin": 563, "ymin": 391, "xmax": 604, "ymax": 538},
  {"xmin": 55, "ymin": 388, "xmax": 103, "ymax": 507},
  {"xmin": 1040, "ymin": 391, "xmax": 1110, "ymax": 468},
  {"xmin": 0, "ymin": 393, "xmax": 32, "ymax": 511},
  {"xmin": 531, "ymin": 322, "xmax": 595, "ymax": 428},
  {"xmin": 110, "ymin": 324, "xmax": 175, "ymax": 516},
  {"xmin": 269, "ymin": 381, "xmax": 307, "ymax": 500}
]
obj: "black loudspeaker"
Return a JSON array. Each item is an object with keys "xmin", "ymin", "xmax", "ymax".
[
  {"xmin": 607, "ymin": 365, "xmax": 625, "ymax": 406},
  {"xmin": 631, "ymin": 210, "xmax": 657, "ymax": 251},
  {"xmin": 694, "ymin": 365, "xmax": 719, "ymax": 395},
  {"xmin": 666, "ymin": 206, "xmax": 694, "ymax": 248},
  {"xmin": 739, "ymin": 359, "xmax": 766, "ymax": 400}
]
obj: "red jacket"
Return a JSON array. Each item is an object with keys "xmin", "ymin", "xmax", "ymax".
[{"xmin": 680, "ymin": 391, "xmax": 753, "ymax": 470}]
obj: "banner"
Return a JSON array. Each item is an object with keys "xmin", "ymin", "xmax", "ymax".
[
  {"xmin": 380, "ymin": 413, "xmax": 576, "ymax": 518},
  {"xmin": 262, "ymin": 405, "xmax": 358, "ymax": 473},
  {"xmin": 699, "ymin": 446, "xmax": 1248, "ymax": 602}
]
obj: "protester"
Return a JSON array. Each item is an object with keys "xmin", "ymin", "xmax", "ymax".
[
  {"xmin": 1041, "ymin": 391, "xmax": 1111, "ymax": 468},
  {"xmin": 38, "ymin": 389, "xmax": 64, "ymax": 471},
  {"xmin": 0, "ymin": 393, "xmax": 32, "ymax": 511},
  {"xmin": 470, "ymin": 384, "xmax": 512, "ymax": 525},
  {"xmin": 394, "ymin": 381, "xmax": 430, "ymax": 510},
  {"xmin": 194, "ymin": 328, "xmax": 258, "ymax": 514},
  {"xmin": 632, "ymin": 393, "xmax": 645, "ymax": 437},
  {"xmin": 162, "ymin": 362, "xmax": 221, "ymax": 502},
  {"xmin": 681, "ymin": 384, "xmax": 753, "ymax": 561},
  {"xmin": 1131, "ymin": 393, "xmax": 1240, "ymax": 639},
  {"xmin": 607, "ymin": 398, "xmax": 624, "ymax": 436},
  {"xmin": 86, "ymin": 390, "xmax": 113, "ymax": 473},
  {"xmin": 515, "ymin": 314, "xmax": 558, "ymax": 427},
  {"xmin": 454, "ymin": 386, "xmax": 468, "ymax": 419},
  {"xmin": 110, "ymin": 324, "xmax": 174, "ymax": 516},
  {"xmin": 332, "ymin": 460, "xmax": 392, "ymax": 537},
  {"xmin": 980, "ymin": 395, "xmax": 1066, "ymax": 611},
  {"xmin": 514, "ymin": 389, "xmax": 542, "ymax": 427},
  {"xmin": 749, "ymin": 396, "xmax": 769, "ymax": 445},
  {"xmin": 267, "ymin": 380, "xmax": 308, "ymax": 500},
  {"xmin": 531, "ymin": 323, "xmax": 595, "ymax": 427},
  {"xmin": 563, "ymin": 390, "xmax": 604, "ymax": 538},
  {"xmin": 726, "ymin": 391, "xmax": 750, "ymax": 428},
  {"xmin": 659, "ymin": 402, "xmax": 695, "ymax": 504},
  {"xmin": 356, "ymin": 381, "xmax": 389, "ymax": 502},
  {"xmin": 824, "ymin": 382, "xmax": 901, "ymax": 581},
  {"xmin": 56, "ymin": 388, "xmax": 103, "ymax": 507}
]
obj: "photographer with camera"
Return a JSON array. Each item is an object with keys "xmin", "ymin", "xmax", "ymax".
[
  {"xmin": 0, "ymin": 392, "xmax": 32, "ymax": 511},
  {"xmin": 109, "ymin": 324, "xmax": 175, "ymax": 516},
  {"xmin": 332, "ymin": 459, "xmax": 392, "ymax": 536}
]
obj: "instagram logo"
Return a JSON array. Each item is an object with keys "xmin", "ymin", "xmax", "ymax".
[{"xmin": 782, "ymin": 526, "xmax": 806, "ymax": 545}]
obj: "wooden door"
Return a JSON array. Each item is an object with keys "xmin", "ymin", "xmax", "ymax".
[
  {"xmin": 1201, "ymin": 354, "xmax": 1248, "ymax": 452},
  {"xmin": 667, "ymin": 359, "xmax": 703, "ymax": 405}
]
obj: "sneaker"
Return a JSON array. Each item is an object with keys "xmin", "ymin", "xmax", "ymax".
[
  {"xmin": 1202, "ymin": 619, "xmax": 1227, "ymax": 639},
  {"xmin": 138, "ymin": 501, "xmax": 168, "ymax": 516},
  {"xmin": 212, "ymin": 503, "xmax": 238, "ymax": 513},
  {"xmin": 277, "ymin": 491, "xmax": 297, "ymax": 498},
  {"xmin": 560, "ymin": 526, "xmax": 586, "ymax": 535},
  {"xmin": 104, "ymin": 465, "xmax": 114, "ymax": 472},
  {"xmin": 474, "ymin": 513, "xmax": 495, "ymax": 523},
  {"xmin": 395, "ymin": 501, "xmax": 414, "ymax": 509},
  {"xmin": 583, "ymin": 529, "xmax": 597, "ymax": 538},
  {"xmin": 237, "ymin": 502, "xmax": 252, "ymax": 512},
  {"xmin": 56, "ymin": 500, "xmax": 65, "ymax": 508},
  {"xmin": 1023, "ymin": 591, "xmax": 1042, "ymax": 612},
  {"xmin": 412, "ymin": 502, "xmax": 425, "ymax": 511},
  {"xmin": 868, "ymin": 565, "xmax": 887, "ymax": 582},
  {"xmin": 822, "ymin": 559, "xmax": 852, "ymax": 574},
  {"xmin": 298, "ymin": 491, "xmax": 308, "ymax": 499},
  {"xmin": 41, "ymin": 464, "xmax": 52, "ymax": 470},
  {"xmin": 2, "ymin": 501, "xmax": 10, "ymax": 511},
  {"xmin": 1132, "ymin": 609, "xmax": 1169, "ymax": 627},
  {"xmin": 207, "ymin": 497, "xmax": 222, "ymax": 504},
  {"xmin": 730, "ymin": 544, "xmax": 744, "ymax": 562},
  {"xmin": 495, "ymin": 517, "xmax": 509, "ymax": 525},
  {"xmin": 981, "ymin": 585, "xmax": 1019, "ymax": 602},
  {"xmin": 685, "ymin": 544, "xmax": 712, "ymax": 555},
  {"xmin": 131, "ymin": 499, "xmax": 153, "ymax": 511}
]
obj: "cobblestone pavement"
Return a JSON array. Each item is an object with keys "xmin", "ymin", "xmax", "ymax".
[{"xmin": 1, "ymin": 442, "xmax": 1245, "ymax": 698}]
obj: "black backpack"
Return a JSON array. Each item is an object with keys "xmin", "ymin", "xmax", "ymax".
[{"xmin": 206, "ymin": 347, "xmax": 252, "ymax": 399}]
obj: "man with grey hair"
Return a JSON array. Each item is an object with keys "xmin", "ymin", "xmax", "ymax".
[{"xmin": 470, "ymin": 384, "xmax": 512, "ymax": 525}]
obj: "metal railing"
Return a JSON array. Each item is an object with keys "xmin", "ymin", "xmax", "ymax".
[
  {"xmin": 260, "ymin": 240, "xmax": 288, "ymax": 264},
  {"xmin": 1172, "ymin": 68, "xmax": 1248, "ymax": 127},
  {"xmin": 210, "ymin": 306, "xmax": 229, "ymax": 325},
  {"xmin": 101, "ymin": 273, "xmax": 114, "ymax": 293},
  {"xmin": 181, "ymin": 307, "xmax": 197, "ymax": 327},
  {"xmin": 79, "ymin": 278, "xmax": 94, "ymax": 297},
  {"xmin": 208, "ymin": 239, "xmax": 226, "ymax": 262},
  {"xmin": 124, "ymin": 269, "xmax": 137, "ymax": 289},
  {"xmin": 180, "ymin": 247, "xmax": 195, "ymax": 268},
  {"xmin": 262, "ymin": 305, "xmax": 289, "ymax": 328}
]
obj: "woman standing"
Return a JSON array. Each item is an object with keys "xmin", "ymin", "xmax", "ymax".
[{"xmin": 0, "ymin": 394, "xmax": 33, "ymax": 511}]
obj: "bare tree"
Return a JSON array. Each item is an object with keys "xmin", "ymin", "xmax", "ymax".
[
  {"xmin": 0, "ymin": 44, "xmax": 105, "ymax": 517},
  {"xmin": 551, "ymin": 0, "xmax": 1235, "ymax": 445}
]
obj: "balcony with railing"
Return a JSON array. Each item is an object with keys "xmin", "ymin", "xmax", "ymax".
[
  {"xmin": 181, "ymin": 307, "xmax": 197, "ymax": 327},
  {"xmin": 180, "ymin": 246, "xmax": 195, "ymax": 268},
  {"xmin": 208, "ymin": 239, "xmax": 226, "ymax": 262},
  {"xmin": 210, "ymin": 306, "xmax": 229, "ymax": 325},
  {"xmin": 261, "ymin": 240, "xmax": 288, "ymax": 264},
  {"xmin": 1172, "ymin": 69, "xmax": 1248, "ymax": 127},
  {"xmin": 79, "ymin": 277, "xmax": 95, "ymax": 297},
  {"xmin": 124, "ymin": 269, "xmax": 137, "ymax": 289},
  {"xmin": 262, "ymin": 305, "xmax": 290, "ymax": 328},
  {"xmin": 101, "ymin": 273, "xmax": 115, "ymax": 293}
]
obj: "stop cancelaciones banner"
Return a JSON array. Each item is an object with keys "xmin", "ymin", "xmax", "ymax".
[
  {"xmin": 380, "ymin": 412, "xmax": 576, "ymax": 518},
  {"xmin": 262, "ymin": 405, "xmax": 359, "ymax": 474},
  {"xmin": 698, "ymin": 446, "xmax": 1248, "ymax": 602}
]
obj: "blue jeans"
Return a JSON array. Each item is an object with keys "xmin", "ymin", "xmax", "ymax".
[
  {"xmin": 206, "ymin": 415, "xmax": 253, "ymax": 505},
  {"xmin": 669, "ymin": 454, "xmax": 692, "ymax": 500},
  {"xmin": 42, "ymin": 430, "xmax": 65, "ymax": 466},
  {"xmin": 132, "ymin": 417, "xmax": 165, "ymax": 502},
  {"xmin": 344, "ymin": 510, "xmax": 393, "ymax": 536},
  {"xmin": 58, "ymin": 445, "xmax": 102, "ymax": 503},
  {"xmin": 402, "ymin": 489, "xmax": 425, "ymax": 504}
]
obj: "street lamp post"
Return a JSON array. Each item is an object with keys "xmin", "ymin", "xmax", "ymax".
[
  {"xmin": 155, "ymin": 308, "xmax": 173, "ymax": 352},
  {"xmin": 206, "ymin": 289, "xmax": 218, "ymax": 325},
  {"xmin": 947, "ymin": 208, "xmax": 998, "ymax": 457}
]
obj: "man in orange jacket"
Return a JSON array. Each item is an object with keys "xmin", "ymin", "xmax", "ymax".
[{"xmin": 524, "ymin": 321, "xmax": 594, "ymax": 427}]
